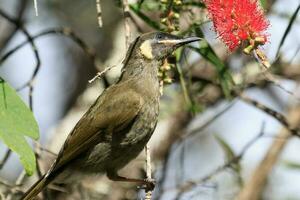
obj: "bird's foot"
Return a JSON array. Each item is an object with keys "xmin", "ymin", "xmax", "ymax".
[
  {"xmin": 107, "ymin": 172, "xmax": 155, "ymax": 190},
  {"xmin": 138, "ymin": 178, "xmax": 156, "ymax": 191}
]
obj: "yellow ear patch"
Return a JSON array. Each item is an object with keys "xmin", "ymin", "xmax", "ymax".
[{"xmin": 140, "ymin": 40, "xmax": 153, "ymax": 59}]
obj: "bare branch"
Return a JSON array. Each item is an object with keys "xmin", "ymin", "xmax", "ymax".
[
  {"xmin": 0, "ymin": 0, "xmax": 28, "ymax": 53},
  {"xmin": 0, "ymin": 149, "xmax": 11, "ymax": 169},
  {"xmin": 238, "ymin": 93, "xmax": 300, "ymax": 137},
  {"xmin": 33, "ymin": 0, "xmax": 38, "ymax": 16},
  {"xmin": 145, "ymin": 144, "xmax": 153, "ymax": 200},
  {"xmin": 173, "ymin": 122, "xmax": 266, "ymax": 198},
  {"xmin": 96, "ymin": 0, "xmax": 103, "ymax": 27},
  {"xmin": 0, "ymin": 8, "xmax": 41, "ymax": 111},
  {"xmin": 88, "ymin": 59, "xmax": 122, "ymax": 83},
  {"xmin": 122, "ymin": 0, "xmax": 131, "ymax": 48},
  {"xmin": 0, "ymin": 27, "xmax": 111, "ymax": 88},
  {"xmin": 236, "ymin": 105, "xmax": 300, "ymax": 200}
]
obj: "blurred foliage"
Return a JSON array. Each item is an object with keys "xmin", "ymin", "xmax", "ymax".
[
  {"xmin": 0, "ymin": 78, "xmax": 39, "ymax": 175},
  {"xmin": 215, "ymin": 134, "xmax": 243, "ymax": 186},
  {"xmin": 215, "ymin": 135, "xmax": 241, "ymax": 173},
  {"xmin": 259, "ymin": 0, "xmax": 267, "ymax": 9},
  {"xmin": 283, "ymin": 160, "xmax": 300, "ymax": 170}
]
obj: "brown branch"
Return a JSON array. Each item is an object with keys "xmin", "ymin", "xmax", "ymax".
[
  {"xmin": 154, "ymin": 103, "xmax": 235, "ymax": 200},
  {"xmin": 88, "ymin": 58, "xmax": 123, "ymax": 83},
  {"xmin": 0, "ymin": 149, "xmax": 11, "ymax": 169},
  {"xmin": 0, "ymin": 0, "xmax": 28, "ymax": 53},
  {"xmin": 95, "ymin": 0, "xmax": 103, "ymax": 27},
  {"xmin": 33, "ymin": 0, "xmax": 39, "ymax": 16},
  {"xmin": 145, "ymin": 144, "xmax": 153, "ymax": 200},
  {"xmin": 156, "ymin": 90, "xmax": 300, "ymax": 199},
  {"xmin": 238, "ymin": 93, "xmax": 300, "ymax": 137},
  {"xmin": 0, "ymin": 8, "xmax": 41, "ymax": 111},
  {"xmin": 0, "ymin": 28, "xmax": 94, "ymax": 64},
  {"xmin": 178, "ymin": 103, "xmax": 235, "ymax": 143},
  {"xmin": 33, "ymin": 141, "xmax": 57, "ymax": 157},
  {"xmin": 173, "ymin": 122, "xmax": 266, "ymax": 198},
  {"xmin": 5, "ymin": 170, "xmax": 27, "ymax": 200},
  {"xmin": 236, "ymin": 105, "xmax": 300, "ymax": 200},
  {"xmin": 154, "ymin": 111, "xmax": 192, "ymax": 200},
  {"xmin": 122, "ymin": 0, "xmax": 131, "ymax": 47},
  {"xmin": 0, "ymin": 27, "xmax": 111, "ymax": 88}
]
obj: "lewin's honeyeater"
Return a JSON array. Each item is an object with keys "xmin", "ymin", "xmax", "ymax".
[{"xmin": 21, "ymin": 32, "xmax": 201, "ymax": 200}]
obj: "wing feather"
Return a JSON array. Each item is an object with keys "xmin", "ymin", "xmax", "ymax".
[{"xmin": 48, "ymin": 83, "xmax": 143, "ymax": 175}]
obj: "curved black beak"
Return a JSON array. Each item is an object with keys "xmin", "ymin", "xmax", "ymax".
[{"xmin": 176, "ymin": 36, "xmax": 202, "ymax": 46}]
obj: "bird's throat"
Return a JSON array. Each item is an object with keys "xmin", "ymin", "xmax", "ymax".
[
  {"xmin": 119, "ymin": 59, "xmax": 160, "ymax": 98},
  {"xmin": 120, "ymin": 58, "xmax": 160, "ymax": 82}
]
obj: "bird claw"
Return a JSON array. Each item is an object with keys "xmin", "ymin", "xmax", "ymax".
[{"xmin": 137, "ymin": 178, "xmax": 156, "ymax": 191}]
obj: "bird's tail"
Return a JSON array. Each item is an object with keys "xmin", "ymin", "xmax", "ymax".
[{"xmin": 21, "ymin": 174, "xmax": 49, "ymax": 200}]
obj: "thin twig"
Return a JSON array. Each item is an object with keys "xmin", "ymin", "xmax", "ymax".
[
  {"xmin": 0, "ymin": 8, "xmax": 41, "ymax": 111},
  {"xmin": 181, "ymin": 102, "xmax": 235, "ymax": 141},
  {"xmin": 15, "ymin": 170, "xmax": 26, "ymax": 186},
  {"xmin": 0, "ymin": 28, "xmax": 95, "ymax": 64},
  {"xmin": 0, "ymin": 149, "xmax": 12, "ymax": 169},
  {"xmin": 96, "ymin": 0, "xmax": 103, "ymax": 27},
  {"xmin": 0, "ymin": 27, "xmax": 111, "ymax": 88},
  {"xmin": 122, "ymin": 0, "xmax": 131, "ymax": 48},
  {"xmin": 145, "ymin": 144, "xmax": 153, "ymax": 200},
  {"xmin": 236, "ymin": 105, "xmax": 300, "ymax": 200},
  {"xmin": 238, "ymin": 93, "xmax": 300, "ymax": 137},
  {"xmin": 174, "ymin": 122, "xmax": 266, "ymax": 197},
  {"xmin": 275, "ymin": 3, "xmax": 300, "ymax": 59},
  {"xmin": 33, "ymin": 141, "xmax": 57, "ymax": 157},
  {"xmin": 88, "ymin": 61, "xmax": 121, "ymax": 83},
  {"xmin": 253, "ymin": 50, "xmax": 300, "ymax": 102},
  {"xmin": 155, "ymin": 102, "xmax": 235, "ymax": 200},
  {"xmin": 5, "ymin": 170, "xmax": 27, "ymax": 200},
  {"xmin": 263, "ymin": 72, "xmax": 300, "ymax": 101},
  {"xmin": 0, "ymin": 178, "xmax": 13, "ymax": 188},
  {"xmin": 170, "ymin": 103, "xmax": 236, "ymax": 156},
  {"xmin": 0, "ymin": 0, "xmax": 28, "ymax": 54},
  {"xmin": 34, "ymin": 145, "xmax": 43, "ymax": 178},
  {"xmin": 33, "ymin": 0, "xmax": 38, "ymax": 16},
  {"xmin": 155, "ymin": 103, "xmax": 234, "ymax": 200}
]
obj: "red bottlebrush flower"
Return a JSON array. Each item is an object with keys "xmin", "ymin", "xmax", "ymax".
[{"xmin": 204, "ymin": 0, "xmax": 269, "ymax": 51}]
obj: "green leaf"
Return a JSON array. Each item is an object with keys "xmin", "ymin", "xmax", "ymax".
[
  {"xmin": 129, "ymin": 3, "xmax": 161, "ymax": 30},
  {"xmin": 0, "ymin": 78, "xmax": 39, "ymax": 175},
  {"xmin": 259, "ymin": 0, "xmax": 267, "ymax": 10},
  {"xmin": 215, "ymin": 135, "xmax": 241, "ymax": 173},
  {"xmin": 215, "ymin": 134, "xmax": 242, "ymax": 185},
  {"xmin": 283, "ymin": 160, "xmax": 300, "ymax": 170},
  {"xmin": 215, "ymin": 135, "xmax": 236, "ymax": 163}
]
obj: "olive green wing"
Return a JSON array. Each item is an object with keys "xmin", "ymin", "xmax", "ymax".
[{"xmin": 49, "ymin": 86, "xmax": 143, "ymax": 174}]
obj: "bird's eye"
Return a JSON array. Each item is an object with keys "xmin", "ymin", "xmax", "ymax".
[{"xmin": 156, "ymin": 33, "xmax": 164, "ymax": 40}]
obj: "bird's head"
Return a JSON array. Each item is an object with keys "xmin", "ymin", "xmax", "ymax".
[
  {"xmin": 134, "ymin": 32, "xmax": 201, "ymax": 61},
  {"xmin": 119, "ymin": 32, "xmax": 202, "ymax": 82}
]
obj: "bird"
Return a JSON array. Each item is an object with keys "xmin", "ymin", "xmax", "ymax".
[{"xmin": 21, "ymin": 32, "xmax": 201, "ymax": 200}]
